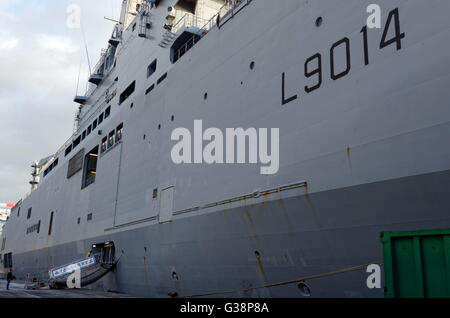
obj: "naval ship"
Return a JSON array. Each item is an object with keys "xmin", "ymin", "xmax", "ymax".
[{"xmin": 1, "ymin": 0, "xmax": 450, "ymax": 297}]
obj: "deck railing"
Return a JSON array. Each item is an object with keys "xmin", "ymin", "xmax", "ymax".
[{"xmin": 172, "ymin": 0, "xmax": 252, "ymax": 63}]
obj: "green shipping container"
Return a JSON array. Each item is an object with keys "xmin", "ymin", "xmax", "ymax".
[{"xmin": 381, "ymin": 228, "xmax": 450, "ymax": 298}]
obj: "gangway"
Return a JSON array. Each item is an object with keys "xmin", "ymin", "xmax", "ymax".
[{"xmin": 48, "ymin": 243, "xmax": 118, "ymax": 289}]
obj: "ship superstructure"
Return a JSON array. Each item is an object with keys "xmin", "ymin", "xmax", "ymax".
[
  {"xmin": 1, "ymin": 0, "xmax": 450, "ymax": 297},
  {"xmin": 0, "ymin": 204, "xmax": 13, "ymax": 235}
]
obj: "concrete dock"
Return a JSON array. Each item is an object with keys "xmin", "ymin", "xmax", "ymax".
[{"xmin": 0, "ymin": 280, "xmax": 133, "ymax": 298}]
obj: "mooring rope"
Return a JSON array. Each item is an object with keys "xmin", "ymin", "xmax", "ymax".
[{"xmin": 176, "ymin": 260, "xmax": 384, "ymax": 298}]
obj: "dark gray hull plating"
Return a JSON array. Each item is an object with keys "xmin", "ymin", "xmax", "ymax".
[{"xmin": 12, "ymin": 169, "xmax": 450, "ymax": 298}]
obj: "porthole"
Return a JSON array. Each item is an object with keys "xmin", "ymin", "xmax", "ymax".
[
  {"xmin": 250, "ymin": 61, "xmax": 255, "ymax": 70},
  {"xmin": 171, "ymin": 115, "xmax": 175, "ymax": 122},
  {"xmin": 204, "ymin": 92, "xmax": 208, "ymax": 100},
  {"xmin": 315, "ymin": 17, "xmax": 323, "ymax": 27}
]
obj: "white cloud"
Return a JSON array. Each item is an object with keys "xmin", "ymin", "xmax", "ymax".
[
  {"xmin": 0, "ymin": 0, "xmax": 123, "ymax": 203},
  {"xmin": 36, "ymin": 33, "xmax": 79, "ymax": 53},
  {"xmin": 0, "ymin": 37, "xmax": 19, "ymax": 50}
]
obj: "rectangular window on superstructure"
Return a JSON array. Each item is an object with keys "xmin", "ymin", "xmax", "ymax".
[
  {"xmin": 98, "ymin": 113, "xmax": 104, "ymax": 124},
  {"xmin": 119, "ymin": 81, "xmax": 135, "ymax": 105},
  {"xmin": 116, "ymin": 123, "xmax": 123, "ymax": 143},
  {"xmin": 4, "ymin": 253, "xmax": 12, "ymax": 268},
  {"xmin": 82, "ymin": 146, "xmax": 99, "ymax": 189},
  {"xmin": 82, "ymin": 130, "xmax": 86, "ymax": 140},
  {"xmin": 92, "ymin": 119, "xmax": 98, "ymax": 130},
  {"xmin": 147, "ymin": 59, "xmax": 157, "ymax": 78},
  {"xmin": 101, "ymin": 137, "xmax": 107, "ymax": 153},
  {"xmin": 73, "ymin": 136, "xmax": 81, "ymax": 148},
  {"xmin": 67, "ymin": 150, "xmax": 84, "ymax": 179},
  {"xmin": 145, "ymin": 84, "xmax": 155, "ymax": 95},
  {"xmin": 37, "ymin": 220, "xmax": 41, "ymax": 234},
  {"xmin": 27, "ymin": 207, "xmax": 32, "ymax": 219},
  {"xmin": 87, "ymin": 125, "xmax": 92, "ymax": 135},
  {"xmin": 105, "ymin": 106, "xmax": 111, "ymax": 118},
  {"xmin": 65, "ymin": 145, "xmax": 72, "ymax": 157},
  {"xmin": 48, "ymin": 212, "xmax": 54, "ymax": 235},
  {"xmin": 157, "ymin": 73, "xmax": 167, "ymax": 85},
  {"xmin": 108, "ymin": 130, "xmax": 115, "ymax": 148},
  {"xmin": 17, "ymin": 207, "xmax": 20, "ymax": 217}
]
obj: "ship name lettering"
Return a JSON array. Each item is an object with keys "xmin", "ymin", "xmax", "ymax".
[{"xmin": 282, "ymin": 8, "xmax": 405, "ymax": 106}]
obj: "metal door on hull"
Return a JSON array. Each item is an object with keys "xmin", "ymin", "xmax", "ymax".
[{"xmin": 159, "ymin": 187, "xmax": 174, "ymax": 224}]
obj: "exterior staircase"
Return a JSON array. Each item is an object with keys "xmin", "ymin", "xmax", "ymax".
[{"xmin": 158, "ymin": 31, "xmax": 176, "ymax": 48}]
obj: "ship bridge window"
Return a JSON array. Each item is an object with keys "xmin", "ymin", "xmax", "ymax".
[
  {"xmin": 147, "ymin": 59, "xmax": 157, "ymax": 78},
  {"xmin": 27, "ymin": 207, "xmax": 32, "ymax": 219},
  {"xmin": 82, "ymin": 146, "xmax": 99, "ymax": 189},
  {"xmin": 119, "ymin": 81, "xmax": 136, "ymax": 105},
  {"xmin": 105, "ymin": 106, "xmax": 111, "ymax": 118}
]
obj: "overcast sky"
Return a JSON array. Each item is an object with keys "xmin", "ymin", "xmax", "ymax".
[{"xmin": 0, "ymin": 0, "xmax": 123, "ymax": 204}]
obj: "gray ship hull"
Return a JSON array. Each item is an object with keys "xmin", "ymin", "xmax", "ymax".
[
  {"xmin": 3, "ymin": 0, "xmax": 450, "ymax": 298},
  {"xmin": 11, "ymin": 169, "xmax": 450, "ymax": 298}
]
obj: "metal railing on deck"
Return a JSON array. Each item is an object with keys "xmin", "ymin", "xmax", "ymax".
[
  {"xmin": 172, "ymin": 0, "xmax": 252, "ymax": 63},
  {"xmin": 217, "ymin": 0, "xmax": 253, "ymax": 29},
  {"xmin": 171, "ymin": 13, "xmax": 210, "ymax": 34}
]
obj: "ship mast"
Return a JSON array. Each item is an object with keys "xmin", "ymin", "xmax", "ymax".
[
  {"xmin": 120, "ymin": 0, "xmax": 144, "ymax": 30},
  {"xmin": 119, "ymin": 0, "xmax": 128, "ymax": 27}
]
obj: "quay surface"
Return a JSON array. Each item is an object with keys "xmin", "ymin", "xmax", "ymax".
[{"xmin": 0, "ymin": 280, "xmax": 133, "ymax": 298}]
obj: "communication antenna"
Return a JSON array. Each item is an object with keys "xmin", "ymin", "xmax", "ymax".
[
  {"xmin": 75, "ymin": 55, "xmax": 82, "ymax": 96},
  {"xmin": 80, "ymin": 22, "xmax": 92, "ymax": 75},
  {"xmin": 104, "ymin": 17, "xmax": 122, "ymax": 24}
]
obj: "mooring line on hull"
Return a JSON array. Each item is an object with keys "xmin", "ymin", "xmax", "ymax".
[{"xmin": 175, "ymin": 260, "xmax": 384, "ymax": 298}]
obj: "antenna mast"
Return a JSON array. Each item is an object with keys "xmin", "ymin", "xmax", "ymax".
[{"xmin": 119, "ymin": 0, "xmax": 128, "ymax": 27}]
